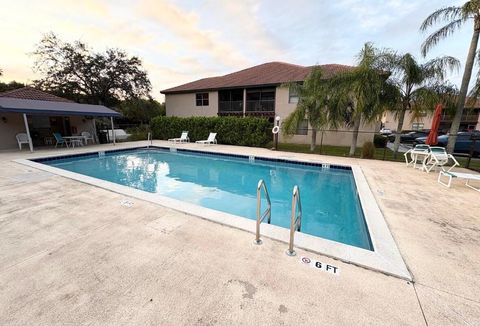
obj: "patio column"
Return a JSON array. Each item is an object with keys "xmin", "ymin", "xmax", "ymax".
[
  {"xmin": 92, "ymin": 118, "xmax": 98, "ymax": 143},
  {"xmin": 243, "ymin": 88, "xmax": 246, "ymax": 117},
  {"xmin": 110, "ymin": 116, "xmax": 116, "ymax": 145},
  {"xmin": 22, "ymin": 113, "xmax": 33, "ymax": 152}
]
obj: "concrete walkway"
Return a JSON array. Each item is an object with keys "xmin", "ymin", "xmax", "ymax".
[{"xmin": 0, "ymin": 141, "xmax": 478, "ymax": 325}]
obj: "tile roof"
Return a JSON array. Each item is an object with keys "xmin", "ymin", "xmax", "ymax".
[
  {"xmin": 0, "ymin": 86, "xmax": 74, "ymax": 103},
  {"xmin": 161, "ymin": 61, "xmax": 354, "ymax": 94},
  {"xmin": 0, "ymin": 87, "xmax": 120, "ymax": 117}
]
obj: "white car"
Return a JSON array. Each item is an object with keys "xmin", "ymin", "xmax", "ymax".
[{"xmin": 379, "ymin": 128, "xmax": 393, "ymax": 135}]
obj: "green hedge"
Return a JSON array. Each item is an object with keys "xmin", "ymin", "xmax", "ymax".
[{"xmin": 151, "ymin": 116, "xmax": 272, "ymax": 147}]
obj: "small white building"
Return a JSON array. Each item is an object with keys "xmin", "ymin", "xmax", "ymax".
[{"xmin": 0, "ymin": 87, "xmax": 121, "ymax": 151}]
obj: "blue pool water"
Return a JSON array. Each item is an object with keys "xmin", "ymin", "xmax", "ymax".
[{"xmin": 39, "ymin": 148, "xmax": 372, "ymax": 250}]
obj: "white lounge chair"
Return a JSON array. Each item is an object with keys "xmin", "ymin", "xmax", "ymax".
[
  {"xmin": 103, "ymin": 129, "xmax": 131, "ymax": 141},
  {"xmin": 16, "ymin": 133, "xmax": 30, "ymax": 150},
  {"xmin": 196, "ymin": 132, "xmax": 217, "ymax": 145},
  {"xmin": 438, "ymin": 170, "xmax": 480, "ymax": 192},
  {"xmin": 168, "ymin": 131, "xmax": 189, "ymax": 144},
  {"xmin": 81, "ymin": 131, "xmax": 95, "ymax": 144},
  {"xmin": 404, "ymin": 144, "xmax": 431, "ymax": 168},
  {"xmin": 423, "ymin": 146, "xmax": 459, "ymax": 173}
]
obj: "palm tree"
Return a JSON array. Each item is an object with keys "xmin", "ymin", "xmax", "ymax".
[
  {"xmin": 327, "ymin": 43, "xmax": 398, "ymax": 156},
  {"xmin": 389, "ymin": 53, "xmax": 460, "ymax": 157},
  {"xmin": 282, "ymin": 66, "xmax": 330, "ymax": 152},
  {"xmin": 420, "ymin": 2, "xmax": 480, "ymax": 153}
]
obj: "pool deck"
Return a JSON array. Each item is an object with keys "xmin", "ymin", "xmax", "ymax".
[{"xmin": 0, "ymin": 141, "xmax": 479, "ymax": 325}]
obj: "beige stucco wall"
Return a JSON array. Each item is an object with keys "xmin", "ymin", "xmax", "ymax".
[
  {"xmin": 275, "ymin": 86, "xmax": 376, "ymax": 147},
  {"xmin": 166, "ymin": 92, "xmax": 218, "ymax": 117},
  {"xmin": 382, "ymin": 111, "xmax": 434, "ymax": 131},
  {"xmin": 0, "ymin": 113, "xmax": 27, "ymax": 150},
  {"xmin": 69, "ymin": 116, "xmax": 96, "ymax": 135},
  {"xmin": 164, "ymin": 87, "xmax": 376, "ymax": 147}
]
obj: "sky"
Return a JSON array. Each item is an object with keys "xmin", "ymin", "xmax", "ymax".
[{"xmin": 0, "ymin": 0, "xmax": 471, "ymax": 101}]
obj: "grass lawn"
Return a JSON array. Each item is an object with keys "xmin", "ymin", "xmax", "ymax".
[{"xmin": 275, "ymin": 143, "xmax": 480, "ymax": 171}]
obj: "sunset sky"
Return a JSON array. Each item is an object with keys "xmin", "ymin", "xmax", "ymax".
[{"xmin": 0, "ymin": 0, "xmax": 470, "ymax": 101}]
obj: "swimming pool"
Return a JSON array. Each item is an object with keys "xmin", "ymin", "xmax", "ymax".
[{"xmin": 36, "ymin": 148, "xmax": 372, "ymax": 250}]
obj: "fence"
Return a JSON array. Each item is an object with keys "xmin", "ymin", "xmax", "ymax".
[{"xmin": 275, "ymin": 128, "xmax": 480, "ymax": 171}]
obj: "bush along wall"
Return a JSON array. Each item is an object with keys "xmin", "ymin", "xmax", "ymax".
[{"xmin": 151, "ymin": 116, "xmax": 272, "ymax": 147}]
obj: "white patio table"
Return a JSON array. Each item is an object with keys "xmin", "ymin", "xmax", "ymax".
[{"xmin": 63, "ymin": 136, "xmax": 85, "ymax": 148}]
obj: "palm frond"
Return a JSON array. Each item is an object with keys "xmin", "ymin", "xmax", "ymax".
[
  {"xmin": 420, "ymin": 6, "xmax": 464, "ymax": 31},
  {"xmin": 423, "ymin": 56, "xmax": 461, "ymax": 80},
  {"xmin": 421, "ymin": 18, "xmax": 465, "ymax": 56}
]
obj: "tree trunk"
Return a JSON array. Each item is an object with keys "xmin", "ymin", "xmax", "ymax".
[
  {"xmin": 393, "ymin": 107, "xmax": 407, "ymax": 158},
  {"xmin": 447, "ymin": 18, "xmax": 480, "ymax": 153},
  {"xmin": 310, "ymin": 128, "xmax": 317, "ymax": 152},
  {"xmin": 349, "ymin": 115, "xmax": 361, "ymax": 156}
]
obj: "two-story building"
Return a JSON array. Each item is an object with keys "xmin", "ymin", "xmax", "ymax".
[
  {"xmin": 161, "ymin": 62, "xmax": 378, "ymax": 147},
  {"xmin": 382, "ymin": 102, "xmax": 480, "ymax": 132}
]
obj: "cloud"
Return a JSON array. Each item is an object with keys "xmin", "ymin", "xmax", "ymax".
[{"xmin": 137, "ymin": 0, "xmax": 251, "ymax": 69}]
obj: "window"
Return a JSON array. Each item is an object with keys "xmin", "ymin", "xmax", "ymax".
[
  {"xmin": 289, "ymin": 87, "xmax": 299, "ymax": 104},
  {"xmin": 246, "ymin": 88, "xmax": 275, "ymax": 112},
  {"xmin": 218, "ymin": 89, "xmax": 243, "ymax": 112},
  {"xmin": 296, "ymin": 119, "xmax": 308, "ymax": 135},
  {"xmin": 196, "ymin": 93, "xmax": 209, "ymax": 106},
  {"xmin": 412, "ymin": 122, "xmax": 424, "ymax": 130}
]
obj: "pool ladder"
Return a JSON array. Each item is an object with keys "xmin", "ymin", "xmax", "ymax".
[
  {"xmin": 254, "ymin": 180, "xmax": 303, "ymax": 256},
  {"xmin": 254, "ymin": 179, "xmax": 271, "ymax": 245},
  {"xmin": 286, "ymin": 185, "xmax": 302, "ymax": 256}
]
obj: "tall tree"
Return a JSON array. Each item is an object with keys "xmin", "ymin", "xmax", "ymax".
[
  {"xmin": 420, "ymin": 2, "xmax": 480, "ymax": 153},
  {"xmin": 388, "ymin": 53, "xmax": 460, "ymax": 157},
  {"xmin": 327, "ymin": 43, "xmax": 398, "ymax": 156},
  {"xmin": 281, "ymin": 67, "xmax": 330, "ymax": 152},
  {"xmin": 118, "ymin": 97, "xmax": 166, "ymax": 124},
  {"xmin": 32, "ymin": 33, "xmax": 151, "ymax": 107}
]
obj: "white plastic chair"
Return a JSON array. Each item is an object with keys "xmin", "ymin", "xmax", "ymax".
[
  {"xmin": 168, "ymin": 131, "xmax": 189, "ymax": 144},
  {"xmin": 16, "ymin": 133, "xmax": 30, "ymax": 150},
  {"xmin": 81, "ymin": 131, "xmax": 95, "ymax": 145},
  {"xmin": 423, "ymin": 147, "xmax": 459, "ymax": 173},
  {"xmin": 404, "ymin": 144, "xmax": 431, "ymax": 168},
  {"xmin": 196, "ymin": 133, "xmax": 217, "ymax": 145}
]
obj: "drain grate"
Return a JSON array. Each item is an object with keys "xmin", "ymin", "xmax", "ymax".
[{"xmin": 120, "ymin": 198, "xmax": 134, "ymax": 207}]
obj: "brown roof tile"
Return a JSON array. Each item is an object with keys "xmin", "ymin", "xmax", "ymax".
[
  {"xmin": 0, "ymin": 86, "xmax": 74, "ymax": 103},
  {"xmin": 161, "ymin": 62, "xmax": 354, "ymax": 94}
]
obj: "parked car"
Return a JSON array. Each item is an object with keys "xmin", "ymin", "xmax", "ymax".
[
  {"xmin": 414, "ymin": 131, "xmax": 480, "ymax": 157},
  {"xmin": 388, "ymin": 131, "xmax": 430, "ymax": 143},
  {"xmin": 379, "ymin": 128, "xmax": 392, "ymax": 135}
]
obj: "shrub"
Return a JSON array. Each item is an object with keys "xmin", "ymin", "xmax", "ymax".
[
  {"xmin": 150, "ymin": 116, "xmax": 272, "ymax": 147},
  {"xmin": 126, "ymin": 125, "xmax": 151, "ymax": 141},
  {"xmin": 373, "ymin": 134, "xmax": 388, "ymax": 148},
  {"xmin": 361, "ymin": 141, "xmax": 375, "ymax": 159}
]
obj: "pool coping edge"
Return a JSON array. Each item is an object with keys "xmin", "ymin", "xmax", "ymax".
[{"xmin": 13, "ymin": 146, "xmax": 412, "ymax": 281}]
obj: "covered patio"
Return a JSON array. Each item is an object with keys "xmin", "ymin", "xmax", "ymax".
[{"xmin": 0, "ymin": 87, "xmax": 121, "ymax": 152}]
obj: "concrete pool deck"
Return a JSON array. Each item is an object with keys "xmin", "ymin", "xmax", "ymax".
[{"xmin": 0, "ymin": 141, "xmax": 479, "ymax": 325}]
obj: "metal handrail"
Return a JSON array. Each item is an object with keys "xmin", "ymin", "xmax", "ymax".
[
  {"xmin": 254, "ymin": 179, "xmax": 272, "ymax": 245},
  {"xmin": 286, "ymin": 185, "xmax": 302, "ymax": 256},
  {"xmin": 147, "ymin": 132, "xmax": 152, "ymax": 148}
]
